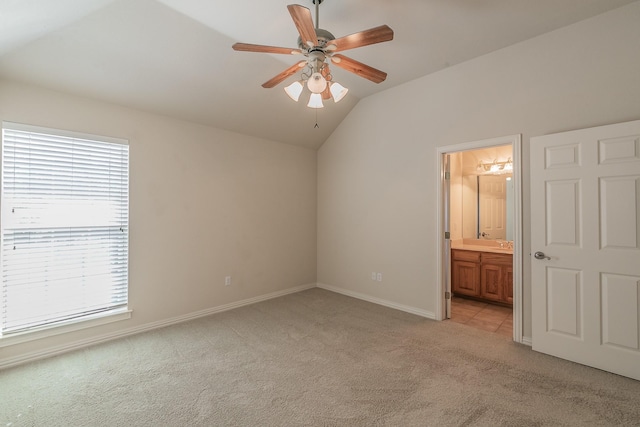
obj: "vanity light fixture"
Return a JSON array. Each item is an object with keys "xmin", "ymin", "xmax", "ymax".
[{"xmin": 477, "ymin": 157, "xmax": 513, "ymax": 174}]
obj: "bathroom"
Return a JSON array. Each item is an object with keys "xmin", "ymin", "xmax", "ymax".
[{"xmin": 448, "ymin": 144, "xmax": 514, "ymax": 336}]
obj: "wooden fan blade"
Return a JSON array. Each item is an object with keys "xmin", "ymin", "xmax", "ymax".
[
  {"xmin": 262, "ymin": 60, "xmax": 306, "ymax": 88},
  {"xmin": 233, "ymin": 43, "xmax": 301, "ymax": 55},
  {"xmin": 330, "ymin": 25, "xmax": 394, "ymax": 52},
  {"xmin": 321, "ymin": 86, "xmax": 331, "ymax": 100},
  {"xmin": 331, "ymin": 54, "xmax": 387, "ymax": 83},
  {"xmin": 287, "ymin": 4, "xmax": 318, "ymax": 47},
  {"xmin": 321, "ymin": 64, "xmax": 332, "ymax": 99}
]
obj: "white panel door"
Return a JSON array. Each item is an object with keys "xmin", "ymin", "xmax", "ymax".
[{"xmin": 531, "ymin": 119, "xmax": 640, "ymax": 381}]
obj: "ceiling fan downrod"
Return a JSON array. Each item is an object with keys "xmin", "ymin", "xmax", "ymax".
[
  {"xmin": 312, "ymin": 0, "xmax": 323, "ymax": 29},
  {"xmin": 298, "ymin": 0, "xmax": 335, "ymax": 52}
]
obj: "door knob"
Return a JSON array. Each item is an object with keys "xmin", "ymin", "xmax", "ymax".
[{"xmin": 534, "ymin": 251, "xmax": 551, "ymax": 260}]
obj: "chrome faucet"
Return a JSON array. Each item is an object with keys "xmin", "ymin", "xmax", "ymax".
[{"xmin": 497, "ymin": 240, "xmax": 513, "ymax": 250}]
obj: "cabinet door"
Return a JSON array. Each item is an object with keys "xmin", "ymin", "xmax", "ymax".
[
  {"xmin": 452, "ymin": 260, "xmax": 480, "ymax": 296},
  {"xmin": 503, "ymin": 266, "xmax": 513, "ymax": 304},
  {"xmin": 480, "ymin": 264, "xmax": 503, "ymax": 302}
]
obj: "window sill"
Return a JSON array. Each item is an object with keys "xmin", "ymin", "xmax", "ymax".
[{"xmin": 0, "ymin": 308, "xmax": 132, "ymax": 348}]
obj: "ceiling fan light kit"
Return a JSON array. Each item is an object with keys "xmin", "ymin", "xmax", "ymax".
[{"xmin": 232, "ymin": 1, "xmax": 393, "ymax": 109}]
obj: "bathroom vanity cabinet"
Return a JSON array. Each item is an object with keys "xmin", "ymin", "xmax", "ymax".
[{"xmin": 451, "ymin": 249, "xmax": 513, "ymax": 306}]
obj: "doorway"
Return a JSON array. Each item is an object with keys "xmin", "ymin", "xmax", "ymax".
[{"xmin": 436, "ymin": 135, "xmax": 523, "ymax": 343}]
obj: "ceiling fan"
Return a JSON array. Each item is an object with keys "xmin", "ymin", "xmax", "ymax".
[{"xmin": 232, "ymin": 0, "xmax": 393, "ymax": 107}]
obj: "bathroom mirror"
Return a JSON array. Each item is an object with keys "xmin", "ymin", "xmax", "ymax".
[{"xmin": 461, "ymin": 174, "xmax": 513, "ymax": 241}]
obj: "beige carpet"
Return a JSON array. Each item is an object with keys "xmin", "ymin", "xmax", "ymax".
[{"xmin": 1, "ymin": 288, "xmax": 639, "ymax": 426}]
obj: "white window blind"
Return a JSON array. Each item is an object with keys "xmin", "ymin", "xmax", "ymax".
[{"xmin": 1, "ymin": 123, "xmax": 129, "ymax": 335}]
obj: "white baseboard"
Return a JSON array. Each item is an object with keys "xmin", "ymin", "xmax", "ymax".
[
  {"xmin": 521, "ymin": 336, "xmax": 533, "ymax": 346},
  {"xmin": 317, "ymin": 282, "xmax": 436, "ymax": 320},
  {"xmin": 0, "ymin": 282, "xmax": 316, "ymax": 370}
]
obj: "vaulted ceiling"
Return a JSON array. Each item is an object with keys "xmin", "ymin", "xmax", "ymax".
[{"xmin": 0, "ymin": 0, "xmax": 636, "ymax": 149}]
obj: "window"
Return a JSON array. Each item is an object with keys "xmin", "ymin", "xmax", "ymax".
[{"xmin": 1, "ymin": 122, "xmax": 129, "ymax": 337}]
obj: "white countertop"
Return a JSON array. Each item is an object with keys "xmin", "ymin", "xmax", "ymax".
[{"xmin": 450, "ymin": 239, "xmax": 514, "ymax": 255}]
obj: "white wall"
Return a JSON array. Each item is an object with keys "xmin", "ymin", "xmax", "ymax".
[
  {"xmin": 318, "ymin": 2, "xmax": 640, "ymax": 336},
  {"xmin": 0, "ymin": 80, "xmax": 317, "ymax": 365}
]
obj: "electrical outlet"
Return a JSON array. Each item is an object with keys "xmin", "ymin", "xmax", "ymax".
[
  {"xmin": 371, "ymin": 272, "xmax": 377, "ymax": 280},
  {"xmin": 376, "ymin": 273, "xmax": 383, "ymax": 282},
  {"xmin": 225, "ymin": 276, "xmax": 232, "ymax": 286}
]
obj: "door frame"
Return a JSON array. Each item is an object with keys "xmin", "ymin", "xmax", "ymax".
[{"xmin": 435, "ymin": 134, "xmax": 524, "ymax": 343}]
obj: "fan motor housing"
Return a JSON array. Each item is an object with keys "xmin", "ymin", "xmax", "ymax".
[{"xmin": 297, "ymin": 28, "xmax": 335, "ymax": 52}]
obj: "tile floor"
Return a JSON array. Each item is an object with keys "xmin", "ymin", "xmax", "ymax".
[{"xmin": 450, "ymin": 296, "xmax": 513, "ymax": 338}]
